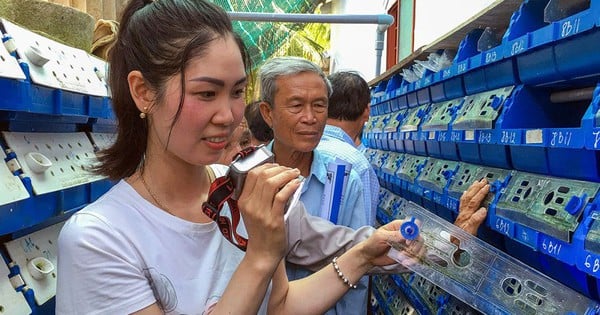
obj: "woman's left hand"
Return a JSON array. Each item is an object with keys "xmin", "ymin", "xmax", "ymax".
[{"xmin": 357, "ymin": 219, "xmax": 425, "ymax": 268}]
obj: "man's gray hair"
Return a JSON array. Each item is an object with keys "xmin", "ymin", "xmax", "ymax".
[{"xmin": 259, "ymin": 56, "xmax": 332, "ymax": 107}]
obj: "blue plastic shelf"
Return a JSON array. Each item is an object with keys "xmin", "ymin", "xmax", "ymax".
[
  {"xmin": 494, "ymin": 84, "xmax": 599, "ymax": 181},
  {"xmin": 0, "ymin": 65, "xmax": 112, "ymax": 120}
]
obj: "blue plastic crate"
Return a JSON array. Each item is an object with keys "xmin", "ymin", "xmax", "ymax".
[
  {"xmin": 505, "ymin": 0, "xmax": 600, "ymax": 85},
  {"xmin": 416, "ymin": 86, "xmax": 431, "ymax": 106},
  {"xmin": 405, "ymin": 179, "xmax": 425, "ymax": 206},
  {"xmin": 493, "ymin": 171, "xmax": 600, "ymax": 285},
  {"xmin": 574, "ymin": 209, "xmax": 600, "ymax": 286},
  {"xmin": 502, "ymin": 0, "xmax": 553, "ymax": 57},
  {"xmin": 391, "ymin": 133, "xmax": 405, "ymax": 153},
  {"xmin": 0, "ymin": 111, "xmax": 88, "ymax": 132},
  {"xmin": 389, "ymin": 176, "xmax": 403, "ymax": 197},
  {"xmin": 399, "ymin": 105, "xmax": 430, "ymax": 156},
  {"xmin": 449, "ymin": 28, "xmax": 486, "ymax": 96},
  {"xmin": 456, "ymin": 142, "xmax": 480, "ymax": 164},
  {"xmin": 469, "ymin": 24, "xmax": 521, "ymax": 92},
  {"xmin": 466, "ymin": 43, "xmax": 520, "ymax": 94},
  {"xmin": 0, "ymin": 77, "xmax": 31, "ymax": 113},
  {"xmin": 424, "ymin": 132, "xmax": 441, "ymax": 158},
  {"xmin": 495, "ymin": 85, "xmax": 598, "ymax": 180},
  {"xmin": 479, "ymin": 143, "xmax": 513, "ymax": 169},
  {"xmin": 367, "ymin": 114, "xmax": 385, "ymax": 150},
  {"xmin": 460, "ymin": 27, "xmax": 492, "ymax": 94},
  {"xmin": 390, "ymin": 177, "xmax": 406, "ymax": 199},
  {"xmin": 452, "ymin": 86, "xmax": 516, "ymax": 167},
  {"xmin": 395, "ymin": 91, "xmax": 409, "ymax": 110},
  {"xmin": 406, "ymin": 87, "xmax": 419, "ymax": 108},
  {"xmin": 378, "ymin": 96, "xmax": 392, "ymax": 116},
  {"xmin": 484, "ymin": 57, "xmax": 519, "ymax": 90},
  {"xmin": 583, "ymin": 85, "xmax": 600, "ymax": 151},
  {"xmin": 540, "ymin": 256, "xmax": 597, "ymax": 299},
  {"xmin": 384, "ymin": 111, "xmax": 406, "ymax": 152},
  {"xmin": 463, "ymin": 67, "xmax": 487, "ymax": 95},
  {"xmin": 421, "ymin": 97, "xmax": 464, "ymax": 160},
  {"xmin": 0, "ymin": 177, "xmax": 59, "ymax": 236},
  {"xmin": 429, "ymin": 78, "xmax": 446, "ymax": 103},
  {"xmin": 443, "ymin": 75, "xmax": 465, "ymax": 100},
  {"xmin": 412, "ymin": 131, "xmax": 428, "ymax": 156}
]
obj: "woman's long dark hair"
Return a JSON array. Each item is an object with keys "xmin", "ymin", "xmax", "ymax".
[{"xmin": 96, "ymin": 0, "xmax": 250, "ymax": 180}]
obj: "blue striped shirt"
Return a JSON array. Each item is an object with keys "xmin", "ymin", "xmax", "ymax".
[{"xmin": 322, "ymin": 125, "xmax": 380, "ymax": 225}]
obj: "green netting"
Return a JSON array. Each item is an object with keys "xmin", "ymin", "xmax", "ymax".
[{"xmin": 211, "ymin": 0, "xmax": 322, "ymax": 70}]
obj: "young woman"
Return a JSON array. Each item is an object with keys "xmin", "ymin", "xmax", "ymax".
[{"xmin": 55, "ymin": 1, "xmax": 420, "ymax": 314}]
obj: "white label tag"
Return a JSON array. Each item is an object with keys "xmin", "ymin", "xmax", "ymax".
[
  {"xmin": 525, "ymin": 129, "xmax": 543, "ymax": 144},
  {"xmin": 465, "ymin": 130, "xmax": 475, "ymax": 141}
]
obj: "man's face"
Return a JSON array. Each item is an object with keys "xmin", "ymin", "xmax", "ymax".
[{"xmin": 262, "ymin": 72, "xmax": 328, "ymax": 154}]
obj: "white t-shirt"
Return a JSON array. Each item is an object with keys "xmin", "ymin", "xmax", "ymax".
[{"xmin": 56, "ymin": 165, "xmax": 269, "ymax": 314}]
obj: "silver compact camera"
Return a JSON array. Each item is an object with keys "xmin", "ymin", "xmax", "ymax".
[{"xmin": 229, "ymin": 144, "xmax": 274, "ymax": 200}]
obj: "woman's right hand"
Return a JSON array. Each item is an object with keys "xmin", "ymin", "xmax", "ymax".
[{"xmin": 236, "ymin": 164, "xmax": 302, "ymax": 264}]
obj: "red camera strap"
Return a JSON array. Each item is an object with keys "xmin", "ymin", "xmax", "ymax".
[{"xmin": 201, "ymin": 146, "xmax": 261, "ymax": 251}]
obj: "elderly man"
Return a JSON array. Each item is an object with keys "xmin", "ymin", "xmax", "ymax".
[
  {"xmin": 258, "ymin": 56, "xmax": 371, "ymax": 315},
  {"xmin": 258, "ymin": 57, "xmax": 367, "ymax": 228}
]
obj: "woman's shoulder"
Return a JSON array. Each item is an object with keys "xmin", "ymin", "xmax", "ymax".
[
  {"xmin": 62, "ymin": 181, "xmax": 140, "ymax": 231},
  {"xmin": 58, "ymin": 180, "xmax": 153, "ymax": 250}
]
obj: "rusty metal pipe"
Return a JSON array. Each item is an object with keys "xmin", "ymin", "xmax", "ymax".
[{"xmin": 550, "ymin": 87, "xmax": 596, "ymax": 103}]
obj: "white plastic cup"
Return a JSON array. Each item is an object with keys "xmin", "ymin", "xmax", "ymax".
[
  {"xmin": 27, "ymin": 257, "xmax": 54, "ymax": 280},
  {"xmin": 25, "ymin": 152, "xmax": 52, "ymax": 173}
]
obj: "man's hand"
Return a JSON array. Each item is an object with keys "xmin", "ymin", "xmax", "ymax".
[{"xmin": 454, "ymin": 178, "xmax": 490, "ymax": 236}]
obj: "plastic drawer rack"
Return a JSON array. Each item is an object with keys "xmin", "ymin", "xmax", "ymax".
[
  {"xmin": 0, "ymin": 19, "xmax": 117, "ymax": 313},
  {"xmin": 368, "ymin": 145, "xmax": 600, "ymax": 296},
  {"xmin": 366, "ymin": 3, "xmax": 600, "ymax": 310}
]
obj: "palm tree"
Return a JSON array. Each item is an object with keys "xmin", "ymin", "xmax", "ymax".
[
  {"xmin": 272, "ymin": 7, "xmax": 331, "ymax": 70},
  {"xmin": 240, "ymin": 6, "xmax": 331, "ymax": 101}
]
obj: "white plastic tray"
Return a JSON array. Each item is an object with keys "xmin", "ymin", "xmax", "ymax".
[
  {"xmin": 5, "ymin": 222, "xmax": 64, "ymax": 306},
  {"xmin": 1, "ymin": 19, "xmax": 108, "ymax": 97},
  {"xmin": 3, "ymin": 132, "xmax": 105, "ymax": 195}
]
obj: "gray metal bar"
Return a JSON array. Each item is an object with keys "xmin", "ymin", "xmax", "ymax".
[
  {"xmin": 375, "ymin": 29, "xmax": 385, "ymax": 76},
  {"xmin": 227, "ymin": 12, "xmax": 394, "ymax": 76},
  {"xmin": 228, "ymin": 12, "xmax": 394, "ymax": 25}
]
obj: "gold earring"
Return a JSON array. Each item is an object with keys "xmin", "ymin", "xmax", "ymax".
[{"xmin": 139, "ymin": 107, "xmax": 148, "ymax": 119}]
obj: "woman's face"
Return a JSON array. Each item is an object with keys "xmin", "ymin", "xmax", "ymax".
[{"xmin": 147, "ymin": 34, "xmax": 247, "ymax": 166}]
